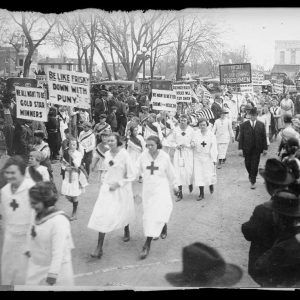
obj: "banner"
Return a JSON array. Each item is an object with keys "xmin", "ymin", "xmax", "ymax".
[
  {"xmin": 219, "ymin": 63, "xmax": 252, "ymax": 85},
  {"xmin": 273, "ymin": 83, "xmax": 284, "ymax": 94},
  {"xmin": 15, "ymin": 86, "xmax": 48, "ymax": 122},
  {"xmin": 172, "ymin": 84, "xmax": 192, "ymax": 103},
  {"xmin": 240, "ymin": 83, "xmax": 254, "ymax": 96},
  {"xmin": 150, "ymin": 80, "xmax": 172, "ymax": 90},
  {"xmin": 252, "ymin": 72, "xmax": 264, "ymax": 85},
  {"xmin": 6, "ymin": 77, "xmax": 38, "ymax": 94},
  {"xmin": 46, "ymin": 68, "xmax": 90, "ymax": 109},
  {"xmin": 151, "ymin": 89, "xmax": 177, "ymax": 112}
]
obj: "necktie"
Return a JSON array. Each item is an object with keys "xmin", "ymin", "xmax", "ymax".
[{"xmin": 252, "ymin": 121, "xmax": 255, "ymax": 128}]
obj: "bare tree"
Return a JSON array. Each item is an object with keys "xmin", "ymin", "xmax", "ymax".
[
  {"xmin": 9, "ymin": 12, "xmax": 56, "ymax": 77},
  {"xmin": 173, "ymin": 13, "xmax": 220, "ymax": 80}
]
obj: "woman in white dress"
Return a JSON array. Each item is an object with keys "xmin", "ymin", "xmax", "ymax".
[
  {"xmin": 26, "ymin": 151, "xmax": 50, "ymax": 182},
  {"xmin": 127, "ymin": 125, "xmax": 146, "ymax": 166},
  {"xmin": 257, "ymin": 105, "xmax": 270, "ymax": 146},
  {"xmin": 212, "ymin": 109, "xmax": 234, "ymax": 169},
  {"xmin": 88, "ymin": 133, "xmax": 136, "ymax": 259},
  {"xmin": 137, "ymin": 135, "xmax": 178, "ymax": 259},
  {"xmin": 26, "ymin": 182, "xmax": 74, "ymax": 286},
  {"xmin": 280, "ymin": 94, "xmax": 294, "ymax": 117},
  {"xmin": 193, "ymin": 118, "xmax": 218, "ymax": 201},
  {"xmin": 60, "ymin": 137, "xmax": 86, "ymax": 221},
  {"xmin": 91, "ymin": 130, "xmax": 110, "ymax": 182}
]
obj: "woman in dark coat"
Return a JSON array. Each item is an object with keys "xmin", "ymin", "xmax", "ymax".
[{"xmin": 46, "ymin": 107, "xmax": 61, "ymax": 160}]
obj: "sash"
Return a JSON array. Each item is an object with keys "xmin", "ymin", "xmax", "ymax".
[
  {"xmin": 129, "ymin": 136, "xmax": 143, "ymax": 151},
  {"xmin": 147, "ymin": 122, "xmax": 158, "ymax": 133},
  {"xmin": 79, "ymin": 131, "xmax": 93, "ymax": 143},
  {"xmin": 96, "ymin": 144, "xmax": 108, "ymax": 159},
  {"xmin": 97, "ymin": 123, "xmax": 109, "ymax": 132},
  {"xmin": 39, "ymin": 144, "xmax": 49, "ymax": 152}
]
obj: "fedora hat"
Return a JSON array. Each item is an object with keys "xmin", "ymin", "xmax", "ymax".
[
  {"xmin": 264, "ymin": 190, "xmax": 300, "ymax": 217},
  {"xmin": 244, "ymin": 104, "xmax": 253, "ymax": 111},
  {"xmin": 99, "ymin": 114, "xmax": 107, "ymax": 119},
  {"xmin": 259, "ymin": 158, "xmax": 295, "ymax": 185},
  {"xmin": 220, "ymin": 108, "xmax": 229, "ymax": 114},
  {"xmin": 248, "ymin": 107, "xmax": 258, "ymax": 115},
  {"xmin": 165, "ymin": 242, "xmax": 242, "ymax": 287}
]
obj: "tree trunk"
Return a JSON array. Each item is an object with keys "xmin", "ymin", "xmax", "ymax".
[
  {"xmin": 109, "ymin": 43, "xmax": 118, "ymax": 80},
  {"xmin": 77, "ymin": 53, "xmax": 83, "ymax": 72},
  {"xmin": 23, "ymin": 49, "xmax": 34, "ymax": 77},
  {"xmin": 95, "ymin": 45, "xmax": 112, "ymax": 80}
]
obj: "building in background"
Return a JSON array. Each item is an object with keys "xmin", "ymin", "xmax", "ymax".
[
  {"xmin": 272, "ymin": 40, "xmax": 300, "ymax": 80},
  {"xmin": 38, "ymin": 57, "xmax": 98, "ymax": 77}
]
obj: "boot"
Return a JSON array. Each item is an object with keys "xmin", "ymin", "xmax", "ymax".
[
  {"xmin": 70, "ymin": 201, "xmax": 78, "ymax": 221},
  {"xmin": 91, "ymin": 232, "xmax": 105, "ymax": 259},
  {"xmin": 217, "ymin": 159, "xmax": 222, "ymax": 169},
  {"xmin": 188, "ymin": 184, "xmax": 193, "ymax": 193},
  {"xmin": 197, "ymin": 186, "xmax": 204, "ymax": 201},
  {"xmin": 160, "ymin": 224, "xmax": 167, "ymax": 239},
  {"xmin": 123, "ymin": 225, "xmax": 130, "ymax": 242},
  {"xmin": 176, "ymin": 185, "xmax": 183, "ymax": 202},
  {"xmin": 140, "ymin": 237, "xmax": 152, "ymax": 259},
  {"xmin": 209, "ymin": 185, "xmax": 214, "ymax": 194},
  {"xmin": 222, "ymin": 158, "xmax": 226, "ymax": 164}
]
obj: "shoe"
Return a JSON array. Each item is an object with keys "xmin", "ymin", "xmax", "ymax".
[
  {"xmin": 123, "ymin": 235, "xmax": 130, "ymax": 242},
  {"xmin": 188, "ymin": 184, "xmax": 193, "ymax": 193},
  {"xmin": 250, "ymin": 183, "xmax": 256, "ymax": 189},
  {"xmin": 160, "ymin": 232, "xmax": 167, "ymax": 239},
  {"xmin": 69, "ymin": 215, "xmax": 77, "ymax": 221},
  {"xmin": 222, "ymin": 159, "xmax": 226, "ymax": 164},
  {"xmin": 90, "ymin": 251, "xmax": 103, "ymax": 259},
  {"xmin": 217, "ymin": 164, "xmax": 222, "ymax": 169},
  {"xmin": 197, "ymin": 194, "xmax": 204, "ymax": 201},
  {"xmin": 176, "ymin": 191, "xmax": 183, "ymax": 202},
  {"xmin": 123, "ymin": 227, "xmax": 130, "ymax": 242},
  {"xmin": 209, "ymin": 185, "xmax": 214, "ymax": 194},
  {"xmin": 153, "ymin": 237, "xmax": 159, "ymax": 241},
  {"xmin": 140, "ymin": 246, "xmax": 150, "ymax": 259}
]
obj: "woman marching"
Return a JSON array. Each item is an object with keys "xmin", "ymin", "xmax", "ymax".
[
  {"xmin": 193, "ymin": 118, "xmax": 218, "ymax": 201},
  {"xmin": 61, "ymin": 137, "xmax": 87, "ymax": 221},
  {"xmin": 25, "ymin": 182, "xmax": 74, "ymax": 286},
  {"xmin": 88, "ymin": 133, "xmax": 136, "ymax": 259},
  {"xmin": 137, "ymin": 135, "xmax": 178, "ymax": 259},
  {"xmin": 127, "ymin": 125, "xmax": 146, "ymax": 165}
]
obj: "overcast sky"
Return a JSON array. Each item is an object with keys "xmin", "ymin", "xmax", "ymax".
[{"xmin": 38, "ymin": 8, "xmax": 300, "ymax": 71}]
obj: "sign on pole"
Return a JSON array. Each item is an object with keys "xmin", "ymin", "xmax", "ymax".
[
  {"xmin": 273, "ymin": 83, "xmax": 284, "ymax": 94},
  {"xmin": 46, "ymin": 68, "xmax": 90, "ymax": 109},
  {"xmin": 36, "ymin": 75, "xmax": 47, "ymax": 88},
  {"xmin": 151, "ymin": 89, "xmax": 177, "ymax": 112},
  {"xmin": 251, "ymin": 72, "xmax": 264, "ymax": 85},
  {"xmin": 240, "ymin": 83, "xmax": 254, "ymax": 96},
  {"xmin": 219, "ymin": 63, "xmax": 252, "ymax": 85},
  {"xmin": 172, "ymin": 84, "xmax": 192, "ymax": 103},
  {"xmin": 15, "ymin": 86, "xmax": 48, "ymax": 122}
]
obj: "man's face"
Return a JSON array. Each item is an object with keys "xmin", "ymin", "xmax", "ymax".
[
  {"xmin": 34, "ymin": 136, "xmax": 42, "ymax": 144},
  {"xmin": 250, "ymin": 114, "xmax": 257, "ymax": 122}
]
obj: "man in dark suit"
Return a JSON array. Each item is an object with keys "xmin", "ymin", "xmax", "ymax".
[
  {"xmin": 210, "ymin": 95, "xmax": 223, "ymax": 125},
  {"xmin": 238, "ymin": 107, "xmax": 268, "ymax": 189}
]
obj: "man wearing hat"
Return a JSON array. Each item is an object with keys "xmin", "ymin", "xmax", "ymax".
[
  {"xmin": 106, "ymin": 106, "xmax": 118, "ymax": 133},
  {"xmin": 78, "ymin": 121, "xmax": 96, "ymax": 176},
  {"xmin": 93, "ymin": 92, "xmax": 108, "ymax": 124},
  {"xmin": 242, "ymin": 158, "xmax": 295, "ymax": 285},
  {"xmin": 165, "ymin": 242, "xmax": 242, "ymax": 287},
  {"xmin": 212, "ymin": 108, "xmax": 235, "ymax": 169},
  {"xmin": 238, "ymin": 107, "xmax": 268, "ymax": 189},
  {"xmin": 252, "ymin": 190, "xmax": 300, "ymax": 287}
]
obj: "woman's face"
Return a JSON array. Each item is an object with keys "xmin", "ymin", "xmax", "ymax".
[
  {"xmin": 107, "ymin": 135, "xmax": 118, "ymax": 150},
  {"xmin": 28, "ymin": 154, "xmax": 39, "ymax": 167},
  {"xmin": 180, "ymin": 117, "xmax": 188, "ymax": 126},
  {"xmin": 4, "ymin": 165, "xmax": 24, "ymax": 186},
  {"xmin": 199, "ymin": 121, "xmax": 208, "ymax": 131},
  {"xmin": 146, "ymin": 139, "xmax": 158, "ymax": 154},
  {"xmin": 101, "ymin": 135, "xmax": 108, "ymax": 143},
  {"xmin": 132, "ymin": 127, "xmax": 138, "ymax": 136},
  {"xmin": 263, "ymin": 105, "xmax": 269, "ymax": 114},
  {"xmin": 30, "ymin": 197, "xmax": 45, "ymax": 214}
]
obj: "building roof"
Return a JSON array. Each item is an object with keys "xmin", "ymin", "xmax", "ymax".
[{"xmin": 271, "ymin": 64, "xmax": 300, "ymax": 74}]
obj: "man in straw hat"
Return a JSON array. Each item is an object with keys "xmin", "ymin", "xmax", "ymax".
[
  {"xmin": 165, "ymin": 242, "xmax": 242, "ymax": 287},
  {"xmin": 253, "ymin": 190, "xmax": 300, "ymax": 287},
  {"xmin": 242, "ymin": 158, "xmax": 296, "ymax": 285},
  {"xmin": 238, "ymin": 107, "xmax": 268, "ymax": 189},
  {"xmin": 212, "ymin": 108, "xmax": 235, "ymax": 169}
]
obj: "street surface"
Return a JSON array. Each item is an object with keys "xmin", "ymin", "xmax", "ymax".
[{"xmin": 0, "ymin": 137, "xmax": 280, "ymax": 289}]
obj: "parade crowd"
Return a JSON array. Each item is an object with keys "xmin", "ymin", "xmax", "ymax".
[{"xmin": 2, "ymin": 80, "xmax": 300, "ymax": 288}]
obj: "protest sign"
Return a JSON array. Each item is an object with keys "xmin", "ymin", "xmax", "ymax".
[
  {"xmin": 46, "ymin": 68, "xmax": 90, "ymax": 109},
  {"xmin": 219, "ymin": 63, "xmax": 252, "ymax": 85},
  {"xmin": 172, "ymin": 84, "xmax": 192, "ymax": 103},
  {"xmin": 151, "ymin": 89, "xmax": 177, "ymax": 112},
  {"xmin": 252, "ymin": 72, "xmax": 264, "ymax": 85},
  {"xmin": 240, "ymin": 83, "xmax": 254, "ymax": 96},
  {"xmin": 150, "ymin": 80, "xmax": 172, "ymax": 90},
  {"xmin": 273, "ymin": 83, "xmax": 284, "ymax": 94},
  {"xmin": 15, "ymin": 86, "xmax": 48, "ymax": 122},
  {"xmin": 36, "ymin": 75, "xmax": 47, "ymax": 88}
]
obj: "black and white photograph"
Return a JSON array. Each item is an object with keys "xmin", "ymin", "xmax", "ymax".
[{"xmin": 1, "ymin": 7, "xmax": 300, "ymax": 291}]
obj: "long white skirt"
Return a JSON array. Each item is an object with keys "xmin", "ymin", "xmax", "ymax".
[
  {"xmin": 173, "ymin": 148, "xmax": 193, "ymax": 186},
  {"xmin": 1, "ymin": 231, "xmax": 29, "ymax": 285},
  {"xmin": 193, "ymin": 153, "xmax": 217, "ymax": 187},
  {"xmin": 217, "ymin": 143, "xmax": 229, "ymax": 159},
  {"xmin": 88, "ymin": 183, "xmax": 135, "ymax": 233}
]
